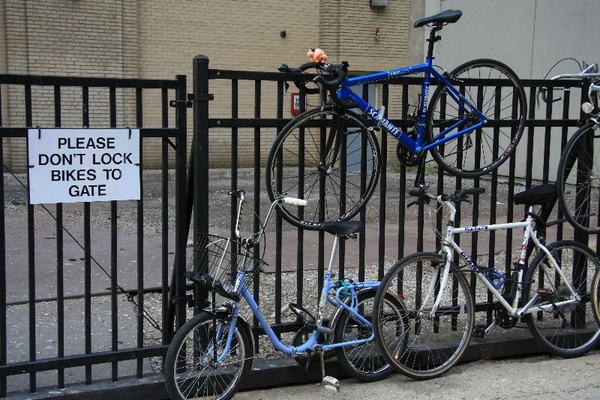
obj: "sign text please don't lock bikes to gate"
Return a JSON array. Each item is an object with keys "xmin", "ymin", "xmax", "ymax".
[{"xmin": 27, "ymin": 128, "xmax": 141, "ymax": 204}]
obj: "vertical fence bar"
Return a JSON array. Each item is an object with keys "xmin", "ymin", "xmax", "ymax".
[
  {"xmin": 253, "ymin": 81, "xmax": 266, "ymax": 325},
  {"xmin": 160, "ymin": 87, "xmax": 170, "ymax": 347},
  {"xmin": 230, "ymin": 78, "xmax": 239, "ymax": 236},
  {"xmin": 0, "ymin": 121, "xmax": 6, "ymax": 399},
  {"xmin": 172, "ymin": 74, "xmax": 188, "ymax": 339},
  {"xmin": 81, "ymin": 86, "xmax": 94, "ymax": 384},
  {"xmin": 53, "ymin": 84, "xmax": 66, "ymax": 389},
  {"xmin": 84, "ymin": 202, "xmax": 92, "ymax": 384},
  {"xmin": 81, "ymin": 84, "xmax": 93, "ymax": 382},
  {"xmin": 192, "ymin": 56, "xmax": 211, "ymax": 317},
  {"xmin": 24, "ymin": 83, "xmax": 37, "ymax": 392},
  {"xmin": 108, "ymin": 86, "xmax": 119, "ymax": 381},
  {"xmin": 135, "ymin": 87, "xmax": 145, "ymax": 377},
  {"xmin": 0, "ymin": 84, "xmax": 5, "ymax": 397}
]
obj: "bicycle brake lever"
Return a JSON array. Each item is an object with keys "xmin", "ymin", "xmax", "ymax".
[
  {"xmin": 407, "ymin": 197, "xmax": 430, "ymax": 208},
  {"xmin": 407, "ymin": 200, "xmax": 418, "ymax": 208},
  {"xmin": 537, "ymin": 87, "xmax": 562, "ymax": 105}
]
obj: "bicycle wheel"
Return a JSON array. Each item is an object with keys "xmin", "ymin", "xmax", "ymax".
[
  {"xmin": 523, "ymin": 240, "xmax": 600, "ymax": 357},
  {"xmin": 593, "ymin": 266, "xmax": 600, "ymax": 325},
  {"xmin": 427, "ymin": 59, "xmax": 526, "ymax": 177},
  {"xmin": 373, "ymin": 253, "xmax": 474, "ymax": 380},
  {"xmin": 333, "ymin": 290, "xmax": 405, "ymax": 382},
  {"xmin": 266, "ymin": 106, "xmax": 380, "ymax": 229},
  {"xmin": 556, "ymin": 120, "xmax": 600, "ymax": 234},
  {"xmin": 165, "ymin": 312, "xmax": 253, "ymax": 400}
]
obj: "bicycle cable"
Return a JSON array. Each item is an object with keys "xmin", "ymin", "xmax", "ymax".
[{"xmin": 536, "ymin": 57, "xmax": 583, "ymax": 107}]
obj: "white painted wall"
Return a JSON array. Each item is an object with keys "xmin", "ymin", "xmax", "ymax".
[
  {"xmin": 424, "ymin": 0, "xmax": 600, "ymax": 181},
  {"xmin": 425, "ymin": 0, "xmax": 600, "ymax": 79}
]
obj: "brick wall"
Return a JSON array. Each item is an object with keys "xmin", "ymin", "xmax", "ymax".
[{"xmin": 1, "ymin": 0, "xmax": 420, "ymax": 169}]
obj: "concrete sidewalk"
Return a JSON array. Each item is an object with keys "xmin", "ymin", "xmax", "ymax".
[{"xmin": 235, "ymin": 349, "xmax": 600, "ymax": 399}]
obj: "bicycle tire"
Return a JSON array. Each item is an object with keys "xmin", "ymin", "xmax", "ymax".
[
  {"xmin": 593, "ymin": 266, "xmax": 600, "ymax": 326},
  {"xmin": 373, "ymin": 253, "xmax": 474, "ymax": 380},
  {"xmin": 333, "ymin": 290, "xmax": 404, "ymax": 382},
  {"xmin": 266, "ymin": 106, "xmax": 380, "ymax": 229},
  {"xmin": 523, "ymin": 240, "xmax": 600, "ymax": 358},
  {"xmin": 556, "ymin": 120, "xmax": 600, "ymax": 234},
  {"xmin": 427, "ymin": 59, "xmax": 526, "ymax": 177},
  {"xmin": 164, "ymin": 311, "xmax": 253, "ymax": 400}
]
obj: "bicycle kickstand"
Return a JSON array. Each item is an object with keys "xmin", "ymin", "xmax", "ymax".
[{"xmin": 319, "ymin": 347, "xmax": 340, "ymax": 392}]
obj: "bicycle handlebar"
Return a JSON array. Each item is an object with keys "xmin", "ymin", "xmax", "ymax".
[
  {"xmin": 277, "ymin": 62, "xmax": 320, "ymax": 74},
  {"xmin": 539, "ymin": 62, "xmax": 600, "ymax": 108},
  {"xmin": 312, "ymin": 62, "xmax": 349, "ymax": 90},
  {"xmin": 229, "ymin": 189, "xmax": 307, "ymax": 246},
  {"xmin": 278, "ymin": 61, "xmax": 356, "ymax": 107},
  {"xmin": 549, "ymin": 62, "xmax": 600, "ymax": 81},
  {"xmin": 282, "ymin": 196, "xmax": 308, "ymax": 207}
]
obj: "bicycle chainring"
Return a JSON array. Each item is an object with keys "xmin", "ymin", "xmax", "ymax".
[
  {"xmin": 396, "ymin": 130, "xmax": 423, "ymax": 167},
  {"xmin": 494, "ymin": 306, "xmax": 518, "ymax": 329}
]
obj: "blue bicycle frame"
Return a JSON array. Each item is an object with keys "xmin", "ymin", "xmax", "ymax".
[
  {"xmin": 207, "ymin": 263, "xmax": 381, "ymax": 360},
  {"xmin": 336, "ymin": 58, "xmax": 488, "ymax": 154}
]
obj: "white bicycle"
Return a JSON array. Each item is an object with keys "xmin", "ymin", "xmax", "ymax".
[{"xmin": 373, "ymin": 184, "xmax": 600, "ymax": 380}]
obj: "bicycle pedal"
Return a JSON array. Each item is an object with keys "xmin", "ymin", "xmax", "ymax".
[
  {"xmin": 322, "ymin": 375, "xmax": 340, "ymax": 392},
  {"xmin": 473, "ymin": 325, "xmax": 486, "ymax": 338},
  {"xmin": 537, "ymin": 288, "xmax": 555, "ymax": 300}
]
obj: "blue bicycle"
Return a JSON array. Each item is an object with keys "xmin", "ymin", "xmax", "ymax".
[
  {"xmin": 164, "ymin": 190, "xmax": 407, "ymax": 399},
  {"xmin": 268, "ymin": 9, "xmax": 527, "ymax": 228}
]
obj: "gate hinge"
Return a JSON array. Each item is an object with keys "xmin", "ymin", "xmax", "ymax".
[{"xmin": 194, "ymin": 92, "xmax": 215, "ymax": 102}]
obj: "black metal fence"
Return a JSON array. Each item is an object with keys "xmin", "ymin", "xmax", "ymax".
[
  {"xmin": 1, "ymin": 56, "xmax": 599, "ymax": 399},
  {"xmin": 191, "ymin": 55, "xmax": 600, "ymax": 380}
]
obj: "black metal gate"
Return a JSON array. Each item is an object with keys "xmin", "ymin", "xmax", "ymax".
[{"xmin": 0, "ymin": 73, "xmax": 188, "ymax": 398}]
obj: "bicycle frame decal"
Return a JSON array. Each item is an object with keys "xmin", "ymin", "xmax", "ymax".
[{"xmin": 337, "ymin": 61, "xmax": 486, "ymax": 153}]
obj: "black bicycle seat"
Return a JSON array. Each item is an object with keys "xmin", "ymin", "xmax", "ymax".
[
  {"xmin": 414, "ymin": 9, "xmax": 463, "ymax": 28},
  {"xmin": 513, "ymin": 183, "xmax": 557, "ymax": 206},
  {"xmin": 316, "ymin": 220, "xmax": 363, "ymax": 236}
]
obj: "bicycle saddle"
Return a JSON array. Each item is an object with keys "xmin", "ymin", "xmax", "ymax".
[
  {"xmin": 414, "ymin": 9, "xmax": 463, "ymax": 28},
  {"xmin": 513, "ymin": 183, "xmax": 557, "ymax": 206},
  {"xmin": 316, "ymin": 220, "xmax": 363, "ymax": 235}
]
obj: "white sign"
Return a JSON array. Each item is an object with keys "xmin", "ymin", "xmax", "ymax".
[{"xmin": 27, "ymin": 128, "xmax": 141, "ymax": 204}]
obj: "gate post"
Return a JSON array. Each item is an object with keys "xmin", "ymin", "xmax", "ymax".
[
  {"xmin": 191, "ymin": 55, "xmax": 211, "ymax": 313},
  {"xmin": 171, "ymin": 74, "xmax": 189, "ymax": 338}
]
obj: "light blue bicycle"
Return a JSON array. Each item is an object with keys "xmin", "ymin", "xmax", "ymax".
[
  {"xmin": 164, "ymin": 190, "xmax": 407, "ymax": 400},
  {"xmin": 269, "ymin": 9, "xmax": 527, "ymax": 228}
]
